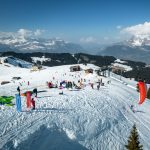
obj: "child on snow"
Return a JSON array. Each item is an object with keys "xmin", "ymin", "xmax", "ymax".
[{"xmin": 31, "ymin": 93, "xmax": 36, "ymax": 110}]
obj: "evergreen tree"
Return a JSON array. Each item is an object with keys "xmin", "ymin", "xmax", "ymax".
[{"xmin": 125, "ymin": 124, "xmax": 143, "ymax": 150}]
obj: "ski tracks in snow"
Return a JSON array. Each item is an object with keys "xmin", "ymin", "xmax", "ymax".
[{"xmin": 0, "ymin": 108, "xmax": 51, "ymax": 148}]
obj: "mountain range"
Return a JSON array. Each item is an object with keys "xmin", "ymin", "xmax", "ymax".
[
  {"xmin": 0, "ymin": 35, "xmax": 150, "ymax": 64},
  {"xmin": 100, "ymin": 35, "xmax": 150, "ymax": 64},
  {"xmin": 0, "ymin": 36, "xmax": 84, "ymax": 53}
]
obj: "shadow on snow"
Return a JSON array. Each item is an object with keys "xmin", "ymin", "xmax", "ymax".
[{"xmin": 2, "ymin": 125, "xmax": 88, "ymax": 150}]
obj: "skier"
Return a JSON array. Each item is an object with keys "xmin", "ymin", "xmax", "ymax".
[
  {"xmin": 91, "ymin": 83, "xmax": 94, "ymax": 89},
  {"xmin": 100, "ymin": 78, "xmax": 102, "ymax": 84},
  {"xmin": 70, "ymin": 82, "xmax": 73, "ymax": 89},
  {"xmin": 72, "ymin": 81, "xmax": 76, "ymax": 88},
  {"xmin": 97, "ymin": 84, "xmax": 100, "ymax": 90},
  {"xmin": 130, "ymin": 105, "xmax": 135, "ymax": 113},
  {"xmin": 48, "ymin": 82, "xmax": 52, "ymax": 88}
]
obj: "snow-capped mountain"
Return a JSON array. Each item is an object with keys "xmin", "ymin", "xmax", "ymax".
[
  {"xmin": 0, "ymin": 36, "xmax": 84, "ymax": 53},
  {"xmin": 126, "ymin": 35, "xmax": 150, "ymax": 47},
  {"xmin": 100, "ymin": 36, "xmax": 150, "ymax": 64}
]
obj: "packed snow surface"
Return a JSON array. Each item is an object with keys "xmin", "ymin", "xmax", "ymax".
[
  {"xmin": 114, "ymin": 59, "xmax": 127, "ymax": 64},
  {"xmin": 0, "ymin": 63, "xmax": 150, "ymax": 150}
]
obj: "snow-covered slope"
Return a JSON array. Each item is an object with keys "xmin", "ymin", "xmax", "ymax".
[
  {"xmin": 112, "ymin": 59, "xmax": 133, "ymax": 71},
  {"xmin": 0, "ymin": 64, "xmax": 150, "ymax": 150}
]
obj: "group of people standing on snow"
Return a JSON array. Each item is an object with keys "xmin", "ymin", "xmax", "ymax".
[
  {"xmin": 15, "ymin": 72, "xmax": 111, "ymax": 112},
  {"xmin": 90, "ymin": 78, "xmax": 105, "ymax": 90}
]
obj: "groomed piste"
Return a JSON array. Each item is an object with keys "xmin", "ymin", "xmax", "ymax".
[{"xmin": 0, "ymin": 63, "xmax": 150, "ymax": 150}]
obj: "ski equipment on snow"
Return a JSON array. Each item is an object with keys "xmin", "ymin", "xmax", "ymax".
[{"xmin": 15, "ymin": 94, "xmax": 21, "ymax": 112}]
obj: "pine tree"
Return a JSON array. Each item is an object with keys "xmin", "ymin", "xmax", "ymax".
[{"xmin": 125, "ymin": 124, "xmax": 143, "ymax": 150}]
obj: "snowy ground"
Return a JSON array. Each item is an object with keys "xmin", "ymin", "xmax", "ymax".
[{"xmin": 0, "ymin": 63, "xmax": 150, "ymax": 150}]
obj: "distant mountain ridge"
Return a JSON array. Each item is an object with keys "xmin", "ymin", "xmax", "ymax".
[
  {"xmin": 1, "ymin": 34, "xmax": 150, "ymax": 64},
  {"xmin": 127, "ymin": 35, "xmax": 150, "ymax": 47},
  {"xmin": 0, "ymin": 36, "xmax": 84, "ymax": 53},
  {"xmin": 100, "ymin": 36, "xmax": 150, "ymax": 64}
]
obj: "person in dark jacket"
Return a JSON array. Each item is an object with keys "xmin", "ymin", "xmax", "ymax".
[
  {"xmin": 97, "ymin": 84, "xmax": 100, "ymax": 90},
  {"xmin": 91, "ymin": 83, "xmax": 94, "ymax": 89},
  {"xmin": 31, "ymin": 93, "xmax": 36, "ymax": 110},
  {"xmin": 17, "ymin": 86, "xmax": 20, "ymax": 95},
  {"xmin": 33, "ymin": 88, "xmax": 37, "ymax": 97}
]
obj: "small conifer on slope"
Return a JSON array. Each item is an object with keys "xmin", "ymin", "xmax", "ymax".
[{"xmin": 125, "ymin": 124, "xmax": 143, "ymax": 150}]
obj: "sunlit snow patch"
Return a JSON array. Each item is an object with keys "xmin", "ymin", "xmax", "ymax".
[
  {"xmin": 63, "ymin": 128, "xmax": 76, "ymax": 140},
  {"xmin": 13, "ymin": 139, "xmax": 18, "ymax": 148}
]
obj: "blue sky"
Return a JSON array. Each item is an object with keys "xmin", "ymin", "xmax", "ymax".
[{"xmin": 0, "ymin": 0, "xmax": 150, "ymax": 44}]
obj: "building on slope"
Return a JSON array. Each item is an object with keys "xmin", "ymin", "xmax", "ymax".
[
  {"xmin": 30, "ymin": 64, "xmax": 42, "ymax": 72},
  {"xmin": 70, "ymin": 65, "xmax": 82, "ymax": 72},
  {"xmin": 111, "ymin": 65, "xmax": 126, "ymax": 73},
  {"xmin": 4, "ymin": 56, "xmax": 32, "ymax": 68},
  {"xmin": 84, "ymin": 68, "xmax": 93, "ymax": 74}
]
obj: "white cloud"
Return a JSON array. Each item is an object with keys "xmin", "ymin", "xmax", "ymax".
[
  {"xmin": 116, "ymin": 25, "xmax": 122, "ymax": 29},
  {"xmin": 0, "ymin": 29, "xmax": 44, "ymax": 39},
  {"xmin": 34, "ymin": 29, "xmax": 44, "ymax": 36},
  {"xmin": 80, "ymin": 36, "xmax": 97, "ymax": 43},
  {"xmin": 18, "ymin": 29, "xmax": 32, "ymax": 38},
  {"xmin": 121, "ymin": 22, "xmax": 150, "ymax": 37},
  {"xmin": 0, "ymin": 32, "xmax": 15, "ymax": 38}
]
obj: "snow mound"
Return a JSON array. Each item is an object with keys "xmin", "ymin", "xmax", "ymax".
[{"xmin": 63, "ymin": 128, "xmax": 76, "ymax": 140}]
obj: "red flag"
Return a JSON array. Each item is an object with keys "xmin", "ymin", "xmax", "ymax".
[
  {"xmin": 26, "ymin": 91, "xmax": 31, "ymax": 108},
  {"xmin": 138, "ymin": 81, "xmax": 147, "ymax": 104}
]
